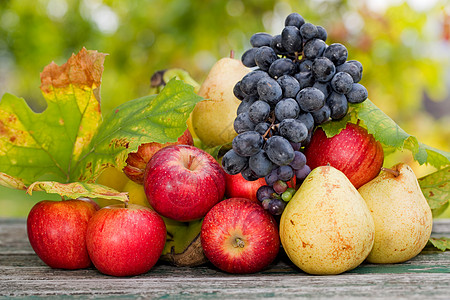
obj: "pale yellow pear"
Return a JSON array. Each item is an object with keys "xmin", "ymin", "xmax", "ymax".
[
  {"xmin": 191, "ymin": 57, "xmax": 250, "ymax": 147},
  {"xmin": 358, "ymin": 163, "xmax": 433, "ymax": 264},
  {"xmin": 280, "ymin": 166, "xmax": 375, "ymax": 275}
]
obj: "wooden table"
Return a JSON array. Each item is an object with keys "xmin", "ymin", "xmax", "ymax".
[{"xmin": 1, "ymin": 218, "xmax": 450, "ymax": 299}]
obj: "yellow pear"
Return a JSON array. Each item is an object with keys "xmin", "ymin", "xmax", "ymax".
[
  {"xmin": 358, "ymin": 163, "xmax": 433, "ymax": 264},
  {"xmin": 191, "ymin": 57, "xmax": 250, "ymax": 147},
  {"xmin": 280, "ymin": 166, "xmax": 375, "ymax": 275}
]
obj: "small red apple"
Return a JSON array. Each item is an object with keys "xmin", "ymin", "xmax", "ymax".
[
  {"xmin": 27, "ymin": 199, "xmax": 98, "ymax": 269},
  {"xmin": 225, "ymin": 173, "xmax": 265, "ymax": 203},
  {"xmin": 86, "ymin": 204, "xmax": 166, "ymax": 277},
  {"xmin": 201, "ymin": 197, "xmax": 280, "ymax": 274},
  {"xmin": 123, "ymin": 129, "xmax": 194, "ymax": 184},
  {"xmin": 144, "ymin": 145, "xmax": 226, "ymax": 221},
  {"xmin": 305, "ymin": 122, "xmax": 384, "ymax": 188}
]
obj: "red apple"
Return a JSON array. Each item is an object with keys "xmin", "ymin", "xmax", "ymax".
[
  {"xmin": 86, "ymin": 204, "xmax": 166, "ymax": 277},
  {"xmin": 225, "ymin": 173, "xmax": 266, "ymax": 203},
  {"xmin": 27, "ymin": 199, "xmax": 98, "ymax": 269},
  {"xmin": 304, "ymin": 122, "xmax": 384, "ymax": 188},
  {"xmin": 143, "ymin": 145, "xmax": 226, "ymax": 221},
  {"xmin": 123, "ymin": 129, "xmax": 194, "ymax": 184},
  {"xmin": 201, "ymin": 197, "xmax": 280, "ymax": 274}
]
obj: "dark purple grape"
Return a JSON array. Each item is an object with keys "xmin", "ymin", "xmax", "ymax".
[
  {"xmin": 285, "ymin": 13, "xmax": 305, "ymax": 28},
  {"xmin": 234, "ymin": 112, "xmax": 255, "ymax": 133},
  {"xmin": 296, "ymin": 87, "xmax": 325, "ymax": 112},
  {"xmin": 277, "ymin": 165, "xmax": 294, "ymax": 181},
  {"xmin": 290, "ymin": 142, "xmax": 301, "ymax": 151},
  {"xmin": 268, "ymin": 198, "xmax": 286, "ymax": 215},
  {"xmin": 240, "ymin": 70, "xmax": 268, "ymax": 96},
  {"xmin": 347, "ymin": 60, "xmax": 363, "ymax": 81},
  {"xmin": 311, "ymin": 57, "xmax": 336, "ymax": 82},
  {"xmin": 300, "ymin": 23, "xmax": 318, "ymax": 41},
  {"xmin": 254, "ymin": 122, "xmax": 270, "ymax": 136},
  {"xmin": 241, "ymin": 48, "xmax": 258, "ymax": 68},
  {"xmin": 233, "ymin": 81, "xmax": 246, "ymax": 100},
  {"xmin": 249, "ymin": 150, "xmax": 274, "ymax": 178},
  {"xmin": 346, "ymin": 83, "xmax": 368, "ymax": 103},
  {"xmin": 298, "ymin": 59, "xmax": 313, "ymax": 72},
  {"xmin": 257, "ymin": 185, "xmax": 275, "ymax": 202},
  {"xmin": 270, "ymin": 34, "xmax": 287, "ymax": 55},
  {"xmin": 277, "ymin": 75, "xmax": 300, "ymax": 98},
  {"xmin": 336, "ymin": 61, "xmax": 362, "ymax": 83},
  {"xmin": 268, "ymin": 58, "xmax": 296, "ymax": 78},
  {"xmin": 250, "ymin": 32, "xmax": 273, "ymax": 47},
  {"xmin": 279, "ymin": 118, "xmax": 308, "ymax": 143},
  {"xmin": 257, "ymin": 77, "xmax": 283, "ymax": 105},
  {"xmin": 294, "ymin": 71, "xmax": 314, "ymax": 89},
  {"xmin": 323, "ymin": 43, "xmax": 348, "ymax": 66},
  {"xmin": 248, "ymin": 100, "xmax": 271, "ymax": 123},
  {"xmin": 232, "ymin": 131, "xmax": 263, "ymax": 157},
  {"xmin": 326, "ymin": 92, "xmax": 348, "ymax": 120},
  {"xmin": 289, "ymin": 151, "xmax": 307, "ymax": 170},
  {"xmin": 255, "ymin": 46, "xmax": 278, "ymax": 71},
  {"xmin": 297, "ymin": 112, "xmax": 314, "ymax": 133},
  {"xmin": 221, "ymin": 149, "xmax": 248, "ymax": 175},
  {"xmin": 303, "ymin": 39, "xmax": 327, "ymax": 60},
  {"xmin": 237, "ymin": 95, "xmax": 257, "ymax": 115},
  {"xmin": 265, "ymin": 168, "xmax": 279, "ymax": 186},
  {"xmin": 241, "ymin": 166, "xmax": 260, "ymax": 181},
  {"xmin": 295, "ymin": 164, "xmax": 311, "ymax": 180},
  {"xmin": 264, "ymin": 136, "xmax": 295, "ymax": 166},
  {"xmin": 313, "ymin": 81, "xmax": 332, "ymax": 99},
  {"xmin": 311, "ymin": 104, "xmax": 331, "ymax": 125},
  {"xmin": 331, "ymin": 72, "xmax": 353, "ymax": 94},
  {"xmin": 275, "ymin": 98, "xmax": 300, "ymax": 121},
  {"xmin": 281, "ymin": 26, "xmax": 303, "ymax": 54},
  {"xmin": 316, "ymin": 25, "xmax": 327, "ymax": 42},
  {"xmin": 273, "ymin": 180, "xmax": 288, "ymax": 194}
]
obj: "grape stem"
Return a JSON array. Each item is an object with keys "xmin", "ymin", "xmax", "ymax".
[{"xmin": 263, "ymin": 112, "xmax": 277, "ymax": 140}]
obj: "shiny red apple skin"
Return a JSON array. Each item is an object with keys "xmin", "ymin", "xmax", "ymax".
[
  {"xmin": 225, "ymin": 173, "xmax": 266, "ymax": 203},
  {"xmin": 27, "ymin": 199, "xmax": 98, "ymax": 270},
  {"xmin": 143, "ymin": 145, "xmax": 226, "ymax": 221},
  {"xmin": 86, "ymin": 204, "xmax": 166, "ymax": 277},
  {"xmin": 305, "ymin": 122, "xmax": 384, "ymax": 188},
  {"xmin": 201, "ymin": 197, "xmax": 280, "ymax": 274},
  {"xmin": 123, "ymin": 129, "xmax": 194, "ymax": 184}
]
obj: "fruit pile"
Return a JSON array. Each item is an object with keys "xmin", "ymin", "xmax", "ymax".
[{"xmin": 222, "ymin": 12, "xmax": 369, "ymax": 216}]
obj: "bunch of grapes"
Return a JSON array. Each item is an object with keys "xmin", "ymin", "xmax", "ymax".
[{"xmin": 221, "ymin": 12, "xmax": 368, "ymax": 215}]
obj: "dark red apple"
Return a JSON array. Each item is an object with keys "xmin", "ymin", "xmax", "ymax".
[
  {"xmin": 201, "ymin": 197, "xmax": 280, "ymax": 274},
  {"xmin": 86, "ymin": 204, "xmax": 166, "ymax": 277},
  {"xmin": 143, "ymin": 145, "xmax": 226, "ymax": 221},
  {"xmin": 123, "ymin": 129, "xmax": 194, "ymax": 184},
  {"xmin": 225, "ymin": 173, "xmax": 266, "ymax": 203},
  {"xmin": 305, "ymin": 122, "xmax": 384, "ymax": 188},
  {"xmin": 27, "ymin": 199, "xmax": 98, "ymax": 269}
]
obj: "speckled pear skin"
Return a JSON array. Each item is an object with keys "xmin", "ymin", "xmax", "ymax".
[
  {"xmin": 280, "ymin": 166, "xmax": 375, "ymax": 275},
  {"xmin": 358, "ymin": 163, "xmax": 433, "ymax": 264}
]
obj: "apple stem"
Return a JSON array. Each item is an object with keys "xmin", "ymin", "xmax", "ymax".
[
  {"xmin": 230, "ymin": 50, "xmax": 235, "ymax": 59},
  {"xmin": 381, "ymin": 167, "xmax": 400, "ymax": 177},
  {"xmin": 233, "ymin": 238, "xmax": 245, "ymax": 248},
  {"xmin": 187, "ymin": 155, "xmax": 195, "ymax": 169}
]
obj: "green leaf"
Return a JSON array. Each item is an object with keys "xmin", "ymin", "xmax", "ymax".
[
  {"xmin": 319, "ymin": 112, "xmax": 354, "ymax": 137},
  {"xmin": 419, "ymin": 167, "xmax": 450, "ymax": 216},
  {"xmin": 74, "ymin": 79, "xmax": 203, "ymax": 182},
  {"xmin": 429, "ymin": 237, "xmax": 450, "ymax": 251},
  {"xmin": 27, "ymin": 181, "xmax": 129, "ymax": 202},
  {"xmin": 0, "ymin": 48, "xmax": 106, "ymax": 185}
]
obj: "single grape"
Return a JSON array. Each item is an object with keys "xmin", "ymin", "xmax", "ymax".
[
  {"xmin": 234, "ymin": 112, "xmax": 255, "ymax": 133},
  {"xmin": 277, "ymin": 75, "xmax": 300, "ymax": 98},
  {"xmin": 298, "ymin": 59, "xmax": 313, "ymax": 72},
  {"xmin": 268, "ymin": 198, "xmax": 286, "ymax": 215},
  {"xmin": 279, "ymin": 118, "xmax": 308, "ymax": 143},
  {"xmin": 237, "ymin": 95, "xmax": 257, "ymax": 115},
  {"xmin": 277, "ymin": 165, "xmax": 294, "ymax": 181},
  {"xmin": 311, "ymin": 57, "xmax": 336, "ymax": 82},
  {"xmin": 240, "ymin": 70, "xmax": 268, "ymax": 96},
  {"xmin": 296, "ymin": 112, "xmax": 315, "ymax": 133},
  {"xmin": 254, "ymin": 122, "xmax": 271, "ymax": 136},
  {"xmin": 303, "ymin": 38, "xmax": 327, "ymax": 60},
  {"xmin": 285, "ymin": 12, "xmax": 305, "ymax": 28},
  {"xmin": 273, "ymin": 180, "xmax": 288, "ymax": 194},
  {"xmin": 346, "ymin": 83, "xmax": 368, "ymax": 103},
  {"xmin": 275, "ymin": 98, "xmax": 300, "ymax": 121},
  {"xmin": 257, "ymin": 185, "xmax": 275, "ymax": 202},
  {"xmin": 294, "ymin": 71, "xmax": 314, "ymax": 90},
  {"xmin": 295, "ymin": 164, "xmax": 311, "ymax": 180},
  {"xmin": 281, "ymin": 187, "xmax": 296, "ymax": 202},
  {"xmin": 248, "ymin": 100, "xmax": 271, "ymax": 123},
  {"xmin": 257, "ymin": 77, "xmax": 283, "ymax": 105},
  {"xmin": 296, "ymin": 87, "xmax": 325, "ymax": 112},
  {"xmin": 300, "ymin": 23, "xmax": 318, "ymax": 41},
  {"xmin": 290, "ymin": 142, "xmax": 301, "ymax": 151},
  {"xmin": 313, "ymin": 81, "xmax": 332, "ymax": 99},
  {"xmin": 249, "ymin": 150, "xmax": 274, "ymax": 178},
  {"xmin": 241, "ymin": 48, "xmax": 258, "ymax": 68},
  {"xmin": 316, "ymin": 25, "xmax": 327, "ymax": 42},
  {"xmin": 241, "ymin": 166, "xmax": 260, "ymax": 181},
  {"xmin": 311, "ymin": 104, "xmax": 331, "ymax": 125},
  {"xmin": 336, "ymin": 61, "xmax": 362, "ymax": 83},
  {"xmin": 347, "ymin": 60, "xmax": 363, "ymax": 79},
  {"xmin": 262, "ymin": 198, "xmax": 271, "ymax": 210},
  {"xmin": 323, "ymin": 43, "xmax": 348, "ymax": 66},
  {"xmin": 264, "ymin": 136, "xmax": 295, "ymax": 166},
  {"xmin": 326, "ymin": 92, "xmax": 348, "ymax": 120},
  {"xmin": 289, "ymin": 151, "xmax": 307, "ymax": 170},
  {"xmin": 255, "ymin": 46, "xmax": 278, "ymax": 71},
  {"xmin": 233, "ymin": 81, "xmax": 246, "ymax": 100},
  {"xmin": 268, "ymin": 58, "xmax": 296, "ymax": 78},
  {"xmin": 221, "ymin": 149, "xmax": 248, "ymax": 175},
  {"xmin": 265, "ymin": 168, "xmax": 279, "ymax": 186},
  {"xmin": 250, "ymin": 32, "xmax": 273, "ymax": 47},
  {"xmin": 232, "ymin": 131, "xmax": 263, "ymax": 157},
  {"xmin": 270, "ymin": 34, "xmax": 287, "ymax": 55},
  {"xmin": 331, "ymin": 72, "xmax": 353, "ymax": 94},
  {"xmin": 281, "ymin": 26, "xmax": 303, "ymax": 54}
]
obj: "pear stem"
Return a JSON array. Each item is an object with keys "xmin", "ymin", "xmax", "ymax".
[
  {"xmin": 230, "ymin": 50, "xmax": 235, "ymax": 59},
  {"xmin": 382, "ymin": 167, "xmax": 400, "ymax": 177}
]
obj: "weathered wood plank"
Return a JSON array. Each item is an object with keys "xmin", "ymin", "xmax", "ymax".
[{"xmin": 1, "ymin": 218, "xmax": 450, "ymax": 299}]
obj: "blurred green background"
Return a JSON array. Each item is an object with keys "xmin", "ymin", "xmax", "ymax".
[{"xmin": 1, "ymin": 0, "xmax": 449, "ymax": 217}]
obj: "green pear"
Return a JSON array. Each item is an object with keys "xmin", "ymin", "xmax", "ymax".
[
  {"xmin": 280, "ymin": 166, "xmax": 375, "ymax": 275},
  {"xmin": 191, "ymin": 57, "xmax": 250, "ymax": 147},
  {"xmin": 358, "ymin": 163, "xmax": 433, "ymax": 264}
]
